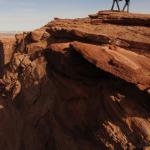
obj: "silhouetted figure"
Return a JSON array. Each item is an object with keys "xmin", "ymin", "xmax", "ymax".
[
  {"xmin": 111, "ymin": 0, "xmax": 122, "ymax": 11},
  {"xmin": 123, "ymin": 0, "xmax": 130, "ymax": 12}
]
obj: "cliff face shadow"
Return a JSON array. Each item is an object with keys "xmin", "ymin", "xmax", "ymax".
[
  {"xmin": 44, "ymin": 45, "xmax": 150, "ymax": 149},
  {"xmin": 0, "ymin": 41, "xmax": 4, "ymax": 77}
]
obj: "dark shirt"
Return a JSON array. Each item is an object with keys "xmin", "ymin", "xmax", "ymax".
[{"xmin": 125, "ymin": 0, "xmax": 130, "ymax": 4}]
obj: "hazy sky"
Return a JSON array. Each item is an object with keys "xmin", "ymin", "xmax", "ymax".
[{"xmin": 0, "ymin": 0, "xmax": 149, "ymax": 31}]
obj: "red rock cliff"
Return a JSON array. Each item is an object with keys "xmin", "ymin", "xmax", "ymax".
[{"xmin": 0, "ymin": 11, "xmax": 150, "ymax": 150}]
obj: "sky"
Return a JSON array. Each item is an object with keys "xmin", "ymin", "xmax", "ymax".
[{"xmin": 0, "ymin": 0, "xmax": 149, "ymax": 31}]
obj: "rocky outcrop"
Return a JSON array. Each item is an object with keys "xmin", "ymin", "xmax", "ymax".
[
  {"xmin": 71, "ymin": 42, "xmax": 150, "ymax": 91},
  {"xmin": 89, "ymin": 11, "xmax": 150, "ymax": 26},
  {"xmin": 0, "ymin": 11, "xmax": 150, "ymax": 150}
]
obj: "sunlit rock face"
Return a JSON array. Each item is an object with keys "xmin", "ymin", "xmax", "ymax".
[{"xmin": 0, "ymin": 11, "xmax": 150, "ymax": 150}]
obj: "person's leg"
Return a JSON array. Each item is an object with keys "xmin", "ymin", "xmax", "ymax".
[
  {"xmin": 123, "ymin": 0, "xmax": 127, "ymax": 11},
  {"xmin": 116, "ymin": 0, "xmax": 120, "ymax": 11},
  {"xmin": 111, "ymin": 0, "xmax": 115, "ymax": 10},
  {"xmin": 127, "ymin": 0, "xmax": 130, "ymax": 12}
]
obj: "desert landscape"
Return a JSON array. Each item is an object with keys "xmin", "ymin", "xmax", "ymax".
[{"xmin": 0, "ymin": 10, "xmax": 150, "ymax": 150}]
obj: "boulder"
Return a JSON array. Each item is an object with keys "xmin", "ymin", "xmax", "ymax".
[{"xmin": 29, "ymin": 29, "xmax": 49, "ymax": 42}]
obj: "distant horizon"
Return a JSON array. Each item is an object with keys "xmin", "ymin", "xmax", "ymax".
[
  {"xmin": 0, "ymin": 0, "xmax": 150, "ymax": 31},
  {"xmin": 0, "ymin": 10, "xmax": 150, "ymax": 33}
]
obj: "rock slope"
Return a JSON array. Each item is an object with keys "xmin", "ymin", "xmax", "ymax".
[{"xmin": 0, "ymin": 11, "xmax": 150, "ymax": 150}]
